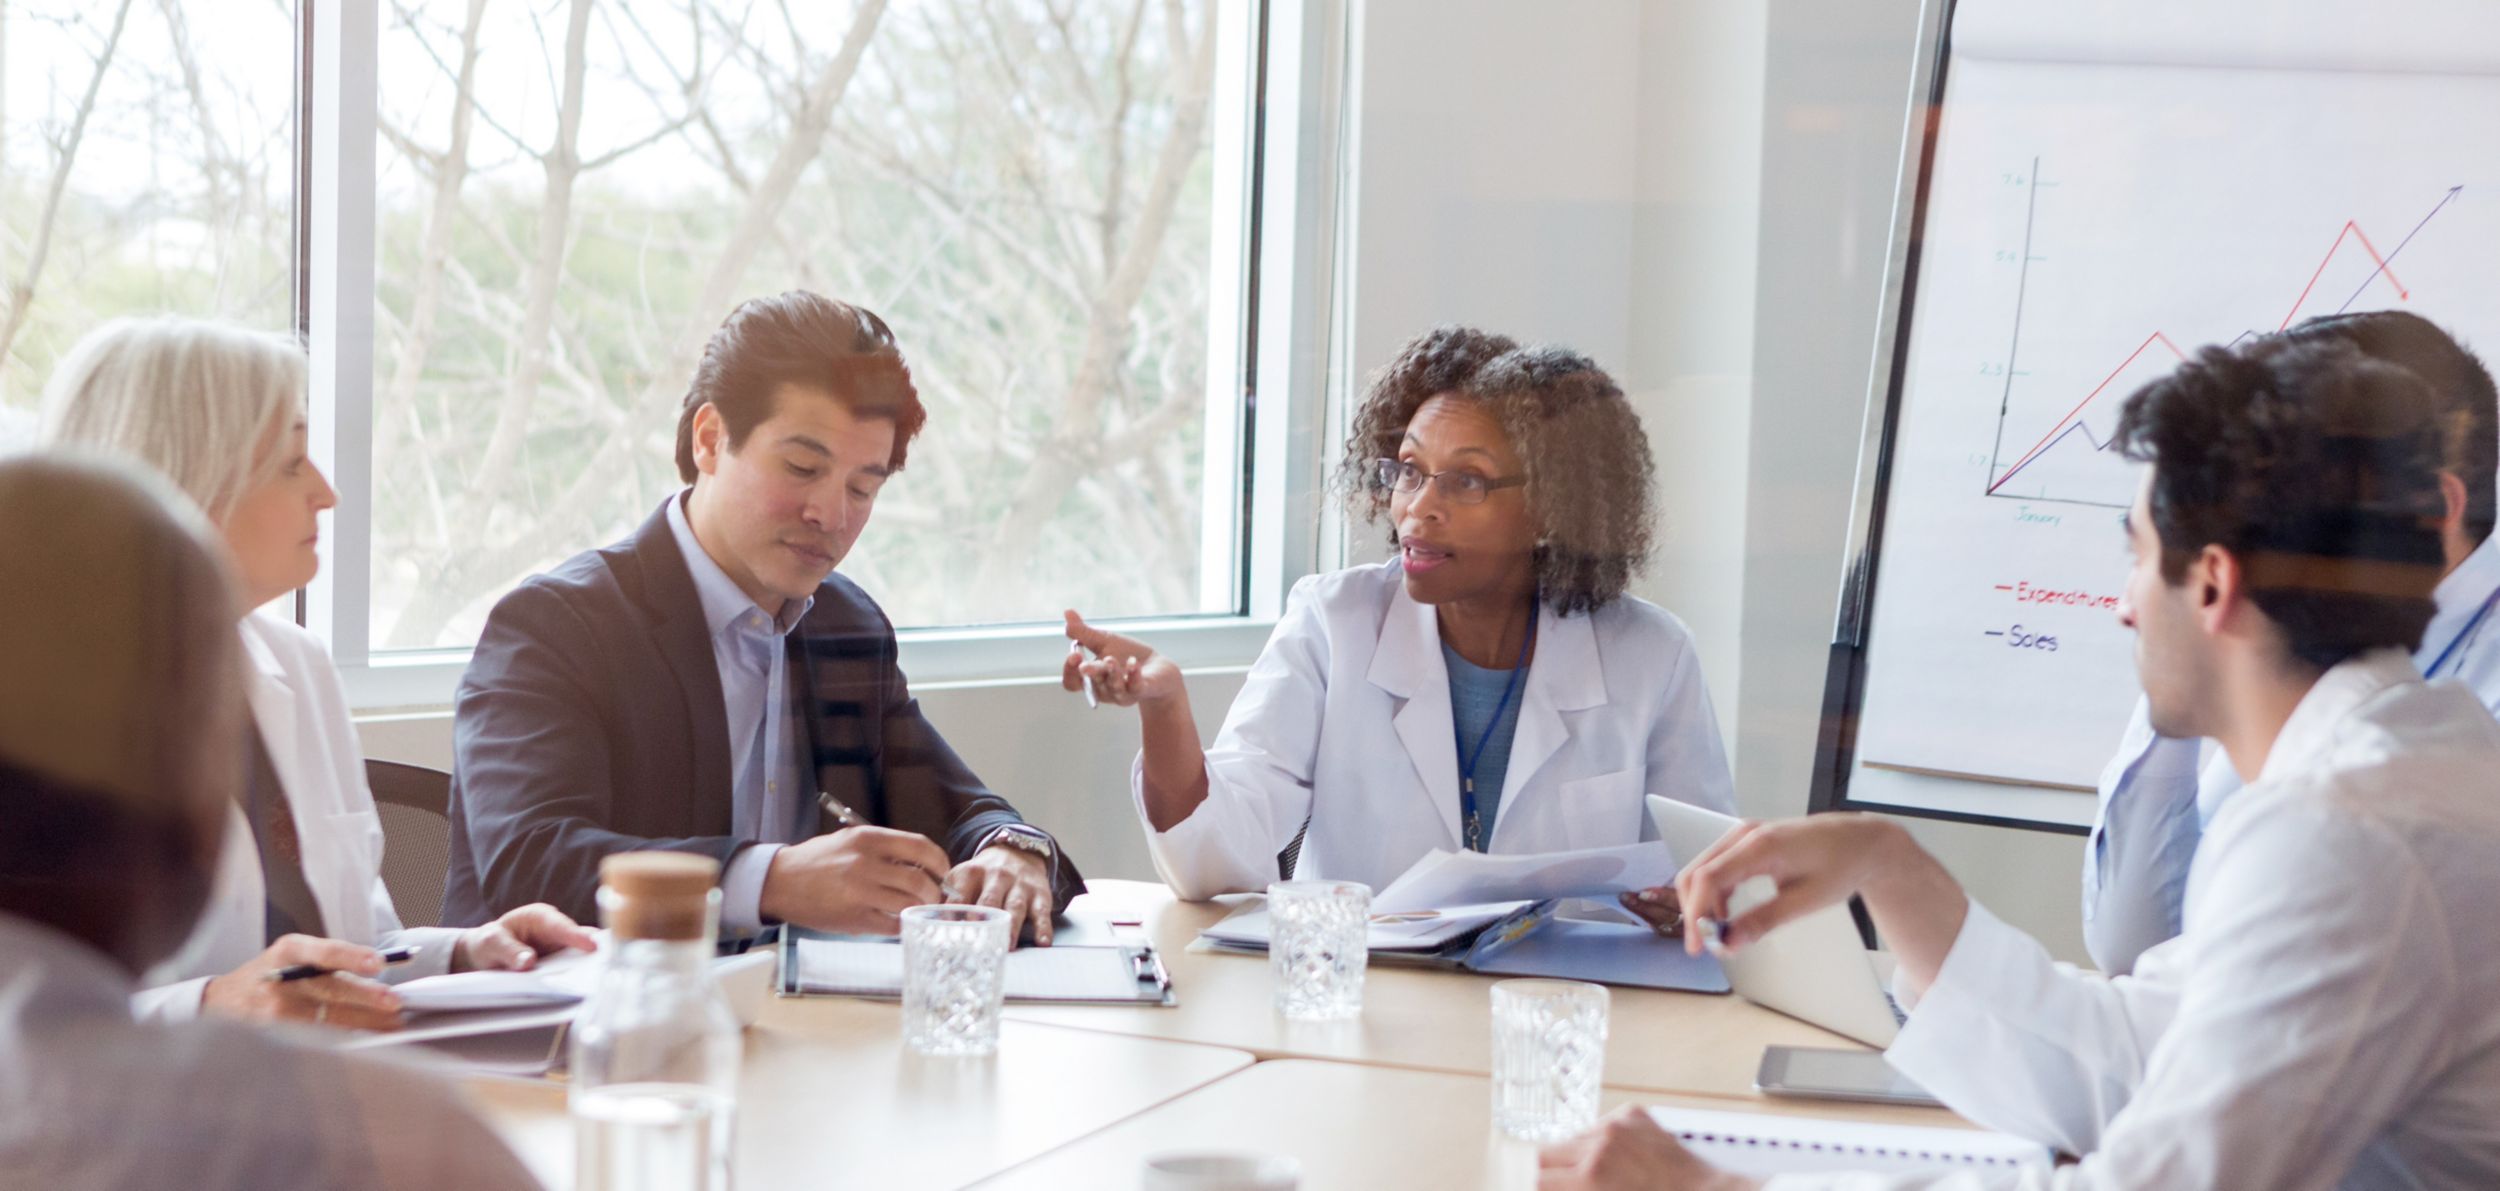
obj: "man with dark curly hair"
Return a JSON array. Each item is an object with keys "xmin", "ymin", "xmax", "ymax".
[
  {"xmin": 1060, "ymin": 326, "xmax": 1736, "ymax": 899},
  {"xmin": 2085, "ymin": 313, "xmax": 2500, "ymax": 976},
  {"xmin": 1544, "ymin": 335, "xmax": 2500, "ymax": 1190}
]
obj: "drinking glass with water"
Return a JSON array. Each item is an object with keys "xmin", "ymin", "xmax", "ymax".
[
  {"xmin": 1266, "ymin": 880, "xmax": 1369, "ymax": 1020},
  {"xmin": 1489, "ymin": 978, "xmax": 1608, "ymax": 1142},
  {"xmin": 901, "ymin": 904, "xmax": 1012, "ymax": 1056},
  {"xmin": 570, "ymin": 853, "xmax": 742, "ymax": 1191}
]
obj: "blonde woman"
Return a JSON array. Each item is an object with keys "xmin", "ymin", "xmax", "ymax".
[{"xmin": 42, "ymin": 317, "xmax": 593, "ymax": 1029}]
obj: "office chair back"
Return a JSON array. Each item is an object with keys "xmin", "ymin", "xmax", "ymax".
[{"xmin": 365, "ymin": 759, "xmax": 453, "ymax": 929}]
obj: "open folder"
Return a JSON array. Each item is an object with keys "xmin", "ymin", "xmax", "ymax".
[
  {"xmin": 1200, "ymin": 897, "xmax": 1730, "ymax": 994},
  {"xmin": 1197, "ymin": 840, "xmax": 1729, "ymax": 994}
]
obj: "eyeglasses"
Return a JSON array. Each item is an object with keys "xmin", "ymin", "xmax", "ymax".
[{"xmin": 1373, "ymin": 458, "xmax": 1526, "ymax": 506}]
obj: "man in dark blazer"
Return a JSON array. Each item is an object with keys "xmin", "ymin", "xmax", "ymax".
[{"xmin": 443, "ymin": 292, "xmax": 1079, "ymax": 943}]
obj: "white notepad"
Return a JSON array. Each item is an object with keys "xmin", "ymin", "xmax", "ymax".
[
  {"xmin": 1644, "ymin": 1105, "xmax": 2051, "ymax": 1176},
  {"xmin": 787, "ymin": 936, "xmax": 1164, "ymax": 1004}
]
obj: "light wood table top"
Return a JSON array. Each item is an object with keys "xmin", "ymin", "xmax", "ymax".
[
  {"xmin": 1009, "ymin": 881, "xmax": 1898, "ymax": 1101},
  {"xmin": 469, "ymin": 993, "xmax": 1253, "ymax": 1190},
  {"xmin": 975, "ymin": 1058, "xmax": 1972, "ymax": 1189}
]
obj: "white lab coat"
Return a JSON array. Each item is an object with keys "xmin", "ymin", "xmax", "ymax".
[
  {"xmin": 1136, "ymin": 561, "xmax": 1737, "ymax": 899},
  {"xmin": 1767, "ymin": 652, "xmax": 2500, "ymax": 1190},
  {"xmin": 132, "ymin": 612, "xmax": 460, "ymax": 1018}
]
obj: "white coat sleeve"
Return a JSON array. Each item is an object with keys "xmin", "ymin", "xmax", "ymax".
[
  {"xmin": 1842, "ymin": 805, "xmax": 2450, "ymax": 1191},
  {"xmin": 1883, "ymin": 901, "xmax": 2176, "ymax": 1157},
  {"xmin": 1646, "ymin": 626, "xmax": 1736, "ymax": 815},
  {"xmin": 1134, "ymin": 576, "xmax": 1331, "ymax": 900},
  {"xmin": 131, "ymin": 976, "xmax": 212, "ymax": 1020}
]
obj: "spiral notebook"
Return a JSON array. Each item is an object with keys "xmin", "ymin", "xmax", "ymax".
[{"xmin": 1642, "ymin": 1105, "xmax": 2051, "ymax": 1176}]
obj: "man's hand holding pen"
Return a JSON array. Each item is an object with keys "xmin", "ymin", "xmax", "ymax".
[{"xmin": 759, "ymin": 824, "xmax": 953, "ymax": 936}]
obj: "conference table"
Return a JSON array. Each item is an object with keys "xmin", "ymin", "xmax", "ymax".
[
  {"xmin": 1007, "ymin": 880, "xmax": 1905, "ymax": 1099},
  {"xmin": 469, "ymin": 879, "xmax": 1969, "ymax": 1189}
]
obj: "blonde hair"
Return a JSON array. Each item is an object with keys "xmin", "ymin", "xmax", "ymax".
[
  {"xmin": 38, "ymin": 316, "xmax": 308, "ymax": 523},
  {"xmin": 0, "ymin": 453, "xmax": 243, "ymax": 819}
]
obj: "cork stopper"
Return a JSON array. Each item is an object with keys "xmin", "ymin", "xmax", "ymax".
[{"xmin": 598, "ymin": 852, "xmax": 721, "ymax": 940}]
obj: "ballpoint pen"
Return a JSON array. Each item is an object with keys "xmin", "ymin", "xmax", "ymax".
[
  {"xmin": 818, "ymin": 789, "xmax": 872, "ymax": 830},
  {"xmin": 269, "ymin": 945, "xmax": 418, "ymax": 983}
]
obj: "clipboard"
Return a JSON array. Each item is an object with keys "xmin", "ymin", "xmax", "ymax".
[{"xmin": 777, "ymin": 921, "xmax": 1177, "ymax": 1007}]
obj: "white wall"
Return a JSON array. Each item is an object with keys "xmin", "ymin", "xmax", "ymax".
[{"xmin": 1344, "ymin": 1, "xmax": 1641, "ymax": 377}]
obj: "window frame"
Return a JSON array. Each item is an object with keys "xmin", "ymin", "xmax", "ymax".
[{"xmin": 303, "ymin": 0, "xmax": 1352, "ymax": 710}]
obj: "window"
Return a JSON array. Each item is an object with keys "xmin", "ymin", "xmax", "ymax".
[
  {"xmin": 0, "ymin": 0, "xmax": 296, "ymax": 442},
  {"xmin": 358, "ymin": 0, "xmax": 1259, "ymax": 654}
]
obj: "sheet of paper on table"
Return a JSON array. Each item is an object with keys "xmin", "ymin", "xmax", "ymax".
[{"xmin": 1370, "ymin": 840, "xmax": 1681, "ymax": 914}]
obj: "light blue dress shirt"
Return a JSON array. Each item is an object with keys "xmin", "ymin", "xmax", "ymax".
[
  {"xmin": 666, "ymin": 492, "xmax": 814, "ymax": 933},
  {"xmin": 2084, "ymin": 536, "xmax": 2500, "ymax": 973}
]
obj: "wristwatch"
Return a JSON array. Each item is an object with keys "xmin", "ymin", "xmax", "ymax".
[{"xmin": 980, "ymin": 823, "xmax": 1057, "ymax": 866}]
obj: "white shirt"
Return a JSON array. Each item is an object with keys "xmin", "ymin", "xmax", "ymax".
[
  {"xmin": 663, "ymin": 491, "xmax": 813, "ymax": 934},
  {"xmin": 133, "ymin": 612, "xmax": 463, "ymax": 1018},
  {"xmin": 1770, "ymin": 650, "xmax": 2500, "ymax": 1190},
  {"xmin": 2084, "ymin": 537, "xmax": 2500, "ymax": 973},
  {"xmin": 1137, "ymin": 562, "xmax": 1736, "ymax": 899},
  {"xmin": 0, "ymin": 914, "xmax": 541, "ymax": 1190}
]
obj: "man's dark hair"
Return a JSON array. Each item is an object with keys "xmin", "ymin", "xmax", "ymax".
[
  {"xmin": 673, "ymin": 291, "xmax": 926, "ymax": 483},
  {"xmin": 2282, "ymin": 310, "xmax": 2497, "ymax": 545},
  {"xmin": 2113, "ymin": 336, "xmax": 2449, "ymax": 670}
]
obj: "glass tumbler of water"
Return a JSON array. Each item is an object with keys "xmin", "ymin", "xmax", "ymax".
[
  {"xmin": 1267, "ymin": 880, "xmax": 1369, "ymax": 1020},
  {"xmin": 1489, "ymin": 978, "xmax": 1609, "ymax": 1142},
  {"xmin": 901, "ymin": 904, "xmax": 1012, "ymax": 1056},
  {"xmin": 570, "ymin": 853, "xmax": 742, "ymax": 1191}
]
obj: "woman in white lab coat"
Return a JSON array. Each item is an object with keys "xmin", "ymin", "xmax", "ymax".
[
  {"xmin": 42, "ymin": 318, "xmax": 593, "ymax": 1029},
  {"xmin": 1065, "ymin": 327, "xmax": 1736, "ymax": 902}
]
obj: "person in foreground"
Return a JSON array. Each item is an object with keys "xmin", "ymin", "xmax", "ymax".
[
  {"xmin": 445, "ymin": 291, "xmax": 1080, "ymax": 944},
  {"xmin": 0, "ymin": 454, "xmax": 539, "ymax": 1190},
  {"xmin": 2084, "ymin": 310, "xmax": 2500, "ymax": 974},
  {"xmin": 1065, "ymin": 326, "xmax": 1734, "ymax": 902},
  {"xmin": 1542, "ymin": 335, "xmax": 2500, "ymax": 1189},
  {"xmin": 40, "ymin": 317, "xmax": 592, "ymax": 1029}
]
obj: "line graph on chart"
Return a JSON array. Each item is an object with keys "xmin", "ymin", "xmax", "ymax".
[{"xmin": 1975, "ymin": 157, "xmax": 2464, "ymax": 511}]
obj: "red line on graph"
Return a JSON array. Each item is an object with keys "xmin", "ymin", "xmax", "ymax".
[
  {"xmin": 1985, "ymin": 331, "xmax": 2185, "ymax": 494},
  {"xmin": 2278, "ymin": 221, "xmax": 2408, "ymax": 331}
]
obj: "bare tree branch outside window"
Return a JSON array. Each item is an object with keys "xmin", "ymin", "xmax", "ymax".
[
  {"xmin": 0, "ymin": 0, "xmax": 293, "ymax": 442},
  {"xmin": 370, "ymin": 0, "xmax": 1233, "ymax": 648}
]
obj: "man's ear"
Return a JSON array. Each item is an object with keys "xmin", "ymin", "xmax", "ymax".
[
  {"xmin": 2196, "ymin": 543, "xmax": 2239, "ymax": 629},
  {"xmin": 2440, "ymin": 470, "xmax": 2470, "ymax": 538},
  {"xmin": 689, "ymin": 402, "xmax": 727, "ymax": 476}
]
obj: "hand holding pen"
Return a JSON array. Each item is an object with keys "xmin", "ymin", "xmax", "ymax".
[
  {"xmin": 754, "ymin": 793, "xmax": 954, "ymax": 936},
  {"xmin": 201, "ymin": 935, "xmax": 409, "ymax": 1031}
]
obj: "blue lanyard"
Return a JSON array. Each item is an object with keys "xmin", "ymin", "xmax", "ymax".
[
  {"xmin": 2425, "ymin": 581, "xmax": 2500, "ymax": 679},
  {"xmin": 1458, "ymin": 610, "xmax": 1538, "ymax": 853}
]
